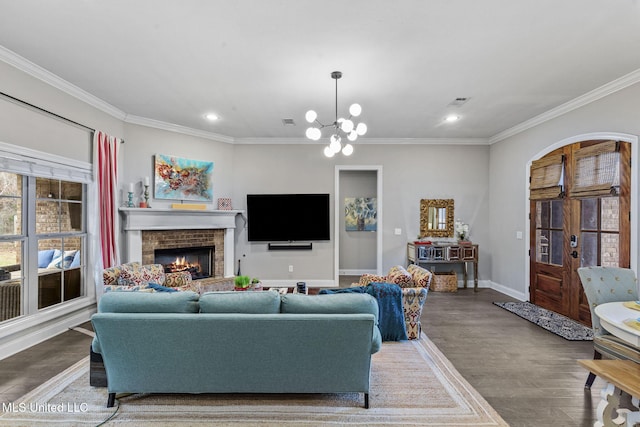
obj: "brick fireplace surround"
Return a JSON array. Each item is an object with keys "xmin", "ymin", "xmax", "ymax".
[{"xmin": 119, "ymin": 208, "xmax": 242, "ymax": 284}]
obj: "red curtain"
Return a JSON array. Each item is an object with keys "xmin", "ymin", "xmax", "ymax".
[{"xmin": 95, "ymin": 131, "xmax": 120, "ymax": 268}]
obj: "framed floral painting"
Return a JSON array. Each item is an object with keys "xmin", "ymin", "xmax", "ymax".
[
  {"xmin": 154, "ymin": 154, "xmax": 214, "ymax": 201},
  {"xmin": 344, "ymin": 197, "xmax": 377, "ymax": 231}
]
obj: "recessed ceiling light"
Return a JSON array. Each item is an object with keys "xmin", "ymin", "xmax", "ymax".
[
  {"xmin": 205, "ymin": 113, "xmax": 219, "ymax": 121},
  {"xmin": 444, "ymin": 115, "xmax": 460, "ymax": 123}
]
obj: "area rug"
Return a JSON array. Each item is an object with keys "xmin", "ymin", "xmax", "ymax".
[
  {"xmin": 0, "ymin": 335, "xmax": 507, "ymax": 426},
  {"xmin": 494, "ymin": 301, "xmax": 593, "ymax": 341}
]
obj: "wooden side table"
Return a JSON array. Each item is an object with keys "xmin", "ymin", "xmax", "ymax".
[{"xmin": 407, "ymin": 242, "xmax": 479, "ymax": 291}]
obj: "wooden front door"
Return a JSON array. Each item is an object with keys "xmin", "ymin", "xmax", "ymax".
[{"xmin": 529, "ymin": 140, "xmax": 630, "ymax": 326}]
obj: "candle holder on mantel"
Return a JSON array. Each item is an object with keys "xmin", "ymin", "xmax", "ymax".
[
  {"xmin": 127, "ymin": 191, "xmax": 134, "ymax": 207},
  {"xmin": 144, "ymin": 184, "xmax": 150, "ymax": 208}
]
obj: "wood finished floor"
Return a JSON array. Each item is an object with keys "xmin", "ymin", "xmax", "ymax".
[{"xmin": 0, "ymin": 283, "xmax": 602, "ymax": 426}]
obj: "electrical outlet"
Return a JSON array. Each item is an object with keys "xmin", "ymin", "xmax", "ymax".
[
  {"xmin": 394, "ymin": 228, "xmax": 402, "ymax": 235},
  {"xmin": 288, "ymin": 265, "xmax": 293, "ymax": 273}
]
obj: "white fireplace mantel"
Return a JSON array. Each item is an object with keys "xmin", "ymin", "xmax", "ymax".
[{"xmin": 119, "ymin": 208, "xmax": 244, "ymax": 277}]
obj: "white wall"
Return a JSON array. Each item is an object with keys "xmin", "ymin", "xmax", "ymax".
[
  {"xmin": 231, "ymin": 143, "xmax": 491, "ymax": 284},
  {"xmin": 489, "ymin": 81, "xmax": 640, "ymax": 299}
]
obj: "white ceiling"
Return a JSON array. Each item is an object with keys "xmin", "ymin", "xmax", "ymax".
[{"xmin": 1, "ymin": 0, "xmax": 640, "ymax": 143}]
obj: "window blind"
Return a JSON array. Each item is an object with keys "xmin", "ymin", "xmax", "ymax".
[
  {"xmin": 569, "ymin": 140, "xmax": 620, "ymax": 198},
  {"xmin": 529, "ymin": 154, "xmax": 564, "ymax": 200}
]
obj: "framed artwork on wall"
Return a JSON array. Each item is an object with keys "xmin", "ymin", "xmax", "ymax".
[
  {"xmin": 345, "ymin": 197, "xmax": 377, "ymax": 231},
  {"xmin": 154, "ymin": 154, "xmax": 214, "ymax": 201}
]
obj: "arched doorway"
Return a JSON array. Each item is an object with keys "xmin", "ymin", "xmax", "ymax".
[{"xmin": 529, "ymin": 139, "xmax": 631, "ymax": 325}]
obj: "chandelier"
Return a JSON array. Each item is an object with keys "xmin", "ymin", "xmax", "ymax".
[{"xmin": 305, "ymin": 71, "xmax": 367, "ymax": 157}]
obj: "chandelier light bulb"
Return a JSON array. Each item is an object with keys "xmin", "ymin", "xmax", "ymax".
[
  {"xmin": 349, "ymin": 103, "xmax": 362, "ymax": 117},
  {"xmin": 356, "ymin": 122, "xmax": 367, "ymax": 136},
  {"xmin": 305, "ymin": 110, "xmax": 317, "ymax": 123},
  {"xmin": 342, "ymin": 143, "xmax": 354, "ymax": 156},
  {"xmin": 341, "ymin": 119, "xmax": 354, "ymax": 133},
  {"xmin": 347, "ymin": 131, "xmax": 358, "ymax": 141},
  {"xmin": 324, "ymin": 146, "xmax": 335, "ymax": 157},
  {"xmin": 306, "ymin": 127, "xmax": 322, "ymax": 141},
  {"xmin": 329, "ymin": 135, "xmax": 342, "ymax": 153}
]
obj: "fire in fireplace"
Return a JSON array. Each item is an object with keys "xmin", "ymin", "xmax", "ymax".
[{"xmin": 154, "ymin": 246, "xmax": 214, "ymax": 280}]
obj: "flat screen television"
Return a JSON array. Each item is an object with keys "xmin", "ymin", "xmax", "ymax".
[{"xmin": 247, "ymin": 194, "xmax": 330, "ymax": 242}]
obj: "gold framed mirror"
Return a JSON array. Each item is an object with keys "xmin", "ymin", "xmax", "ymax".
[{"xmin": 419, "ymin": 199, "xmax": 454, "ymax": 238}]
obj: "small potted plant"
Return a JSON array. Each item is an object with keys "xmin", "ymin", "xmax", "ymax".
[
  {"xmin": 234, "ymin": 275, "xmax": 251, "ymax": 291},
  {"xmin": 251, "ymin": 277, "xmax": 262, "ymax": 291}
]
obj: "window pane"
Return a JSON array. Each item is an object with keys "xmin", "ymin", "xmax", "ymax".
[
  {"xmin": 0, "ymin": 240, "xmax": 22, "ymax": 322},
  {"xmin": 61, "ymin": 181, "xmax": 82, "ymax": 201},
  {"xmin": 550, "ymin": 230, "xmax": 563, "ymax": 266},
  {"xmin": 38, "ymin": 239, "xmax": 62, "ymax": 269},
  {"xmin": 581, "ymin": 198, "xmax": 598, "ymax": 231},
  {"xmin": 64, "ymin": 268, "xmax": 81, "ymax": 301},
  {"xmin": 601, "ymin": 233, "xmax": 619, "ymax": 267},
  {"xmin": 550, "ymin": 200, "xmax": 563, "ymax": 229},
  {"xmin": 60, "ymin": 202, "xmax": 83, "ymax": 232},
  {"xmin": 0, "ymin": 173, "xmax": 22, "ymax": 236},
  {"xmin": 38, "ymin": 271, "xmax": 61, "ymax": 309},
  {"xmin": 581, "ymin": 232, "xmax": 598, "ymax": 267},
  {"xmin": 536, "ymin": 230, "xmax": 549, "ymax": 263},
  {"xmin": 36, "ymin": 177, "xmax": 58, "ymax": 199},
  {"xmin": 539, "ymin": 201, "xmax": 550, "ymax": 228},
  {"xmin": 36, "ymin": 200, "xmax": 60, "ymax": 234},
  {"xmin": 601, "ymin": 197, "xmax": 619, "ymax": 232}
]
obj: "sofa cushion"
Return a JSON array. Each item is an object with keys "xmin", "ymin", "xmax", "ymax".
[
  {"xmin": 281, "ymin": 293, "xmax": 379, "ymax": 324},
  {"xmin": 407, "ymin": 264, "xmax": 432, "ymax": 288},
  {"xmin": 199, "ymin": 291, "xmax": 281, "ymax": 314},
  {"xmin": 386, "ymin": 265, "xmax": 414, "ymax": 288},
  {"xmin": 117, "ymin": 263, "xmax": 166, "ymax": 287},
  {"xmin": 98, "ymin": 291, "xmax": 200, "ymax": 313}
]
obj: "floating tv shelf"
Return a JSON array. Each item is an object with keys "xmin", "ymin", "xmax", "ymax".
[{"xmin": 268, "ymin": 243, "xmax": 313, "ymax": 251}]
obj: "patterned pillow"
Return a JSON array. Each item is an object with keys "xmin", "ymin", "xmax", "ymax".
[
  {"xmin": 407, "ymin": 264, "xmax": 432, "ymax": 289},
  {"xmin": 358, "ymin": 274, "xmax": 387, "ymax": 287},
  {"xmin": 104, "ymin": 285, "xmax": 155, "ymax": 292},
  {"xmin": 117, "ymin": 263, "xmax": 166, "ymax": 288},
  {"xmin": 386, "ymin": 265, "xmax": 414, "ymax": 288},
  {"xmin": 103, "ymin": 265, "xmax": 124, "ymax": 287}
]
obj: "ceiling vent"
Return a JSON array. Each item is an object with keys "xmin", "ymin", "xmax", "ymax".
[
  {"xmin": 448, "ymin": 97, "xmax": 470, "ymax": 107},
  {"xmin": 282, "ymin": 118, "xmax": 296, "ymax": 126}
]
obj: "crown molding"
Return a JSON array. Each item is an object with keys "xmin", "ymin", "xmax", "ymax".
[
  {"xmin": 234, "ymin": 137, "xmax": 490, "ymax": 145},
  {"xmin": 124, "ymin": 114, "xmax": 235, "ymax": 144},
  {"xmin": 0, "ymin": 45, "xmax": 127, "ymax": 121},
  {"xmin": 489, "ymin": 68, "xmax": 640, "ymax": 144}
]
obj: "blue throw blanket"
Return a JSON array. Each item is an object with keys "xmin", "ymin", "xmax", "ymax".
[{"xmin": 320, "ymin": 283, "xmax": 407, "ymax": 341}]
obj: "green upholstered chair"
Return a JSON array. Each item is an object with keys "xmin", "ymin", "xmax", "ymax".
[{"xmin": 577, "ymin": 266, "xmax": 640, "ymax": 389}]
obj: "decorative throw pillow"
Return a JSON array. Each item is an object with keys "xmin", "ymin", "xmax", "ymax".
[
  {"xmin": 38, "ymin": 249, "xmax": 57, "ymax": 268},
  {"xmin": 407, "ymin": 264, "xmax": 432, "ymax": 288},
  {"xmin": 386, "ymin": 265, "xmax": 414, "ymax": 288},
  {"xmin": 104, "ymin": 285, "xmax": 155, "ymax": 292},
  {"xmin": 117, "ymin": 263, "xmax": 166, "ymax": 288},
  {"xmin": 46, "ymin": 250, "xmax": 78, "ymax": 269},
  {"xmin": 358, "ymin": 274, "xmax": 387, "ymax": 287},
  {"xmin": 103, "ymin": 265, "xmax": 124, "ymax": 287}
]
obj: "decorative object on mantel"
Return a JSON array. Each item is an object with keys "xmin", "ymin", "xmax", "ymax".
[
  {"xmin": 455, "ymin": 219, "xmax": 470, "ymax": 243},
  {"xmin": 217, "ymin": 198, "xmax": 232, "ymax": 210},
  {"xmin": 141, "ymin": 176, "xmax": 151, "ymax": 208},
  {"xmin": 154, "ymin": 154, "xmax": 213, "ymax": 201},
  {"xmin": 304, "ymin": 71, "xmax": 367, "ymax": 158},
  {"xmin": 170, "ymin": 203, "xmax": 206, "ymax": 210},
  {"xmin": 127, "ymin": 183, "xmax": 134, "ymax": 207},
  {"xmin": 344, "ymin": 197, "xmax": 377, "ymax": 231}
]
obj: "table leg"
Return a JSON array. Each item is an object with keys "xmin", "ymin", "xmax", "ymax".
[
  {"xmin": 473, "ymin": 261, "xmax": 478, "ymax": 292},
  {"xmin": 463, "ymin": 262, "xmax": 468, "ymax": 289},
  {"xmin": 595, "ymin": 382, "xmax": 640, "ymax": 427}
]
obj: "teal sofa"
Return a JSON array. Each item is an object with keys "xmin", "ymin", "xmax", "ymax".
[{"xmin": 91, "ymin": 291, "xmax": 382, "ymax": 408}]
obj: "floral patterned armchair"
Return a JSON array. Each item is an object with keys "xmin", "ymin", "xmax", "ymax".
[
  {"xmin": 357, "ymin": 264, "xmax": 431, "ymax": 339},
  {"xmin": 103, "ymin": 262, "xmax": 198, "ymax": 293}
]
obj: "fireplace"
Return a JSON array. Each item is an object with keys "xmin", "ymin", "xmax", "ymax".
[{"xmin": 154, "ymin": 246, "xmax": 214, "ymax": 280}]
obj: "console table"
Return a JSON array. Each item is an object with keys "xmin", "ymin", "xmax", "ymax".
[{"xmin": 407, "ymin": 242, "xmax": 479, "ymax": 291}]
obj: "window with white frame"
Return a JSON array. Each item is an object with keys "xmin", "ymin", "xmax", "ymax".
[{"xmin": 0, "ymin": 157, "xmax": 88, "ymax": 323}]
